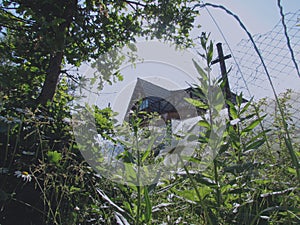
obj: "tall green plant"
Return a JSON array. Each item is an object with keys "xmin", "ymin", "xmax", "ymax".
[
  {"xmin": 171, "ymin": 33, "xmax": 287, "ymax": 225},
  {"xmin": 94, "ymin": 110, "xmax": 159, "ymax": 225}
]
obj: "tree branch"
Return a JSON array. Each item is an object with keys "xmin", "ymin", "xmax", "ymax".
[
  {"xmin": 123, "ymin": 1, "xmax": 146, "ymax": 7},
  {"xmin": 123, "ymin": 0, "xmax": 146, "ymax": 12},
  {"xmin": 0, "ymin": 8, "xmax": 34, "ymax": 25}
]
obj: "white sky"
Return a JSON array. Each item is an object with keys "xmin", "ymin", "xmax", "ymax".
[
  {"xmin": 192, "ymin": 1, "xmax": 300, "ymax": 100},
  {"xmin": 196, "ymin": 0, "xmax": 300, "ymax": 46},
  {"xmin": 77, "ymin": 1, "xmax": 300, "ymax": 122}
]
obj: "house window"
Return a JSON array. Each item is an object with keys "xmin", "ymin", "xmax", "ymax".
[{"xmin": 139, "ymin": 99, "xmax": 149, "ymax": 110}]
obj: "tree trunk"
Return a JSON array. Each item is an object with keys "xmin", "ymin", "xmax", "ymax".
[
  {"xmin": 37, "ymin": 52, "xmax": 64, "ymax": 105},
  {"xmin": 36, "ymin": 0, "xmax": 77, "ymax": 105}
]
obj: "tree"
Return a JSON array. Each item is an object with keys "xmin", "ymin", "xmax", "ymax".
[{"xmin": 0, "ymin": 0, "xmax": 197, "ymax": 106}]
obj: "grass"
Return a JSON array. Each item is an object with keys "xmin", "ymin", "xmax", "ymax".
[{"xmin": 0, "ymin": 35, "xmax": 299, "ymax": 225}]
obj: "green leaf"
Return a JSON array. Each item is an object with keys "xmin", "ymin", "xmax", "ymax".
[
  {"xmin": 228, "ymin": 187, "xmax": 250, "ymax": 194},
  {"xmin": 252, "ymin": 179, "xmax": 272, "ymax": 185},
  {"xmin": 123, "ymin": 201, "xmax": 133, "ymax": 215},
  {"xmin": 245, "ymin": 139, "xmax": 265, "ymax": 151},
  {"xmin": 211, "ymin": 89, "xmax": 225, "ymax": 112},
  {"xmin": 247, "ymin": 129, "xmax": 271, "ymax": 143},
  {"xmin": 236, "ymin": 93, "xmax": 243, "ymax": 106},
  {"xmin": 200, "ymin": 36, "xmax": 207, "ymax": 50},
  {"xmin": 127, "ymin": 43, "xmax": 137, "ymax": 52},
  {"xmin": 227, "ymin": 100, "xmax": 238, "ymax": 119},
  {"xmin": 69, "ymin": 186, "xmax": 81, "ymax": 194},
  {"xmin": 224, "ymin": 162, "xmax": 258, "ymax": 175},
  {"xmin": 194, "ymin": 174, "xmax": 217, "ymax": 187},
  {"xmin": 173, "ymin": 188, "xmax": 198, "ymax": 202},
  {"xmin": 117, "ymin": 151, "xmax": 135, "ymax": 163},
  {"xmin": 198, "ymin": 120, "xmax": 210, "ymax": 128},
  {"xmin": 241, "ymin": 115, "xmax": 266, "ymax": 134},
  {"xmin": 219, "ymin": 142, "xmax": 230, "ymax": 154},
  {"xmin": 141, "ymin": 135, "xmax": 157, "ymax": 162},
  {"xmin": 144, "ymin": 186, "xmax": 152, "ymax": 223},
  {"xmin": 124, "ymin": 163, "xmax": 138, "ymax": 186},
  {"xmin": 284, "ymin": 137, "xmax": 300, "ymax": 173},
  {"xmin": 185, "ymin": 98, "xmax": 208, "ymax": 109},
  {"xmin": 193, "ymin": 59, "xmax": 208, "ymax": 80},
  {"xmin": 228, "ymin": 126, "xmax": 240, "ymax": 143},
  {"xmin": 207, "ymin": 41, "xmax": 213, "ymax": 64},
  {"xmin": 286, "ymin": 167, "xmax": 296, "ymax": 176},
  {"xmin": 240, "ymin": 97, "xmax": 254, "ymax": 114},
  {"xmin": 173, "ymin": 186, "xmax": 211, "ymax": 202},
  {"xmin": 198, "ymin": 186, "xmax": 212, "ymax": 200},
  {"xmin": 46, "ymin": 150, "xmax": 62, "ymax": 164},
  {"xmin": 240, "ymin": 113, "xmax": 256, "ymax": 122},
  {"xmin": 147, "ymin": 171, "xmax": 161, "ymax": 194}
]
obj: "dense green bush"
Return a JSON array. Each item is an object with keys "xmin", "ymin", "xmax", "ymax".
[
  {"xmin": 0, "ymin": 10, "xmax": 299, "ymax": 224},
  {"xmin": 1, "ymin": 46, "xmax": 300, "ymax": 225}
]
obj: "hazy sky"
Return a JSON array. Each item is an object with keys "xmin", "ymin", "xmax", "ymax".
[
  {"xmin": 192, "ymin": 1, "xmax": 300, "ymax": 100},
  {"xmin": 196, "ymin": 0, "xmax": 299, "ymax": 46},
  {"xmin": 79, "ymin": 1, "xmax": 300, "ymax": 117}
]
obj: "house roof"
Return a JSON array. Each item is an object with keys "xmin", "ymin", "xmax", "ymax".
[
  {"xmin": 125, "ymin": 78, "xmax": 197, "ymax": 121},
  {"xmin": 125, "ymin": 78, "xmax": 246, "ymax": 121}
]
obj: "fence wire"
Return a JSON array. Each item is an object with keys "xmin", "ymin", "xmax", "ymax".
[
  {"xmin": 220, "ymin": 10, "xmax": 300, "ymax": 128},
  {"xmin": 224, "ymin": 10, "xmax": 300, "ymax": 99}
]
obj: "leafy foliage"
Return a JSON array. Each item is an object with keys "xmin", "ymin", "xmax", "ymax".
[
  {"xmin": 0, "ymin": 2, "xmax": 299, "ymax": 224},
  {"xmin": 0, "ymin": 0, "xmax": 198, "ymax": 105}
]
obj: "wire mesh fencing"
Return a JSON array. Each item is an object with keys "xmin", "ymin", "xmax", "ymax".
[{"xmin": 221, "ymin": 10, "xmax": 300, "ymax": 128}]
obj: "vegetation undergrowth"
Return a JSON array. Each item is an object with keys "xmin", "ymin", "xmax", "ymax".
[
  {"xmin": 1, "ymin": 37, "xmax": 299, "ymax": 225},
  {"xmin": 0, "ymin": 1, "xmax": 299, "ymax": 224}
]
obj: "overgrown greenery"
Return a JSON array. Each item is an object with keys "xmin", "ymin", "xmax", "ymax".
[
  {"xmin": 0, "ymin": 0, "xmax": 197, "ymax": 106},
  {"xmin": 1, "ymin": 1, "xmax": 300, "ymax": 225}
]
